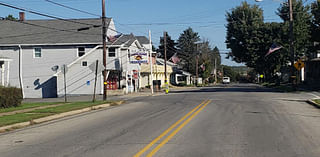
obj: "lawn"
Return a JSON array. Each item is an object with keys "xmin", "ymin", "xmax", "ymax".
[
  {"xmin": 31, "ymin": 101, "xmax": 112, "ymax": 114},
  {"xmin": 0, "ymin": 113, "xmax": 53, "ymax": 127},
  {"xmin": 0, "ymin": 101, "xmax": 114, "ymax": 127},
  {"xmin": 0, "ymin": 102, "xmax": 62, "ymax": 113},
  {"xmin": 314, "ymin": 99, "xmax": 320, "ymax": 105}
]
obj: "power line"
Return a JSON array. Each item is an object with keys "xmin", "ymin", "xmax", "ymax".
[
  {"xmin": 0, "ymin": 17, "xmax": 101, "ymax": 39},
  {"xmin": 43, "ymin": 0, "xmax": 101, "ymax": 17},
  {"xmin": 0, "ymin": 1, "xmax": 98, "ymax": 26}
]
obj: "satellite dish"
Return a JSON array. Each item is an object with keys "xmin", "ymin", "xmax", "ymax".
[{"xmin": 51, "ymin": 65, "xmax": 59, "ymax": 72}]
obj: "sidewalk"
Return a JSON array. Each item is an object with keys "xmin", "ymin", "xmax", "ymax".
[
  {"xmin": 22, "ymin": 86, "xmax": 199, "ymax": 103},
  {"xmin": 22, "ymin": 90, "xmax": 163, "ymax": 103}
]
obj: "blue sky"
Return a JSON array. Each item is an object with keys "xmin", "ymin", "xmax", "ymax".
[{"xmin": 0, "ymin": 0, "xmax": 292, "ymax": 66}]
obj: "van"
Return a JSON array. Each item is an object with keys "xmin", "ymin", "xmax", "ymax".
[{"xmin": 222, "ymin": 77, "xmax": 230, "ymax": 84}]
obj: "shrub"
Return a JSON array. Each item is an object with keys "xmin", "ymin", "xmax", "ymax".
[{"xmin": 0, "ymin": 86, "xmax": 23, "ymax": 108}]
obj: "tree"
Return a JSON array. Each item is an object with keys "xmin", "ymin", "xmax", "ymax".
[
  {"xmin": 4, "ymin": 15, "xmax": 17, "ymax": 21},
  {"xmin": 199, "ymin": 44, "xmax": 221, "ymax": 79},
  {"xmin": 177, "ymin": 27, "xmax": 200, "ymax": 74},
  {"xmin": 158, "ymin": 32, "xmax": 177, "ymax": 60},
  {"xmin": 311, "ymin": 0, "xmax": 320, "ymax": 56},
  {"xmin": 277, "ymin": 0, "xmax": 312, "ymax": 59},
  {"xmin": 222, "ymin": 65, "xmax": 237, "ymax": 82},
  {"xmin": 225, "ymin": 1, "xmax": 264, "ymax": 68}
]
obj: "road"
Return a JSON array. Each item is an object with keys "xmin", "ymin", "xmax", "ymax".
[{"xmin": 1, "ymin": 84, "xmax": 320, "ymax": 157}]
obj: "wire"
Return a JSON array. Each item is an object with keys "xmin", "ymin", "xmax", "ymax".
[
  {"xmin": 0, "ymin": 17, "xmax": 101, "ymax": 39},
  {"xmin": 43, "ymin": 0, "xmax": 101, "ymax": 17},
  {"xmin": 0, "ymin": 1, "xmax": 98, "ymax": 26}
]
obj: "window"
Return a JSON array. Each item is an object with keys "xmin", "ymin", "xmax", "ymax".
[
  {"xmin": 78, "ymin": 47, "xmax": 85, "ymax": 57},
  {"xmin": 108, "ymin": 47, "xmax": 116, "ymax": 57},
  {"xmin": 82, "ymin": 61, "xmax": 88, "ymax": 67},
  {"xmin": 34, "ymin": 48, "xmax": 41, "ymax": 58}
]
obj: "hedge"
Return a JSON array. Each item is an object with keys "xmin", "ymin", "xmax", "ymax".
[{"xmin": 0, "ymin": 86, "xmax": 23, "ymax": 108}]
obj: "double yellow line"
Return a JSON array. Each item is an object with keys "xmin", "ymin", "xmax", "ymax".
[{"xmin": 133, "ymin": 99, "xmax": 212, "ymax": 157}]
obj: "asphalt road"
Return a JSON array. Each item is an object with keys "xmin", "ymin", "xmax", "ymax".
[{"xmin": 1, "ymin": 84, "xmax": 320, "ymax": 157}]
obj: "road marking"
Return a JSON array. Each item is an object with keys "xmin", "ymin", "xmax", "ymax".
[
  {"xmin": 133, "ymin": 100, "xmax": 210, "ymax": 157},
  {"xmin": 146, "ymin": 100, "xmax": 211, "ymax": 157}
]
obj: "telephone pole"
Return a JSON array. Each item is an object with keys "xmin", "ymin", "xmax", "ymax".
[
  {"xmin": 102, "ymin": 0, "xmax": 107, "ymax": 100},
  {"xmin": 164, "ymin": 31, "xmax": 168, "ymax": 94},
  {"xmin": 149, "ymin": 30, "xmax": 154, "ymax": 95},
  {"xmin": 288, "ymin": 0, "xmax": 295, "ymax": 85}
]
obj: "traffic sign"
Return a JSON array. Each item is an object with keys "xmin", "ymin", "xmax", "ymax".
[{"xmin": 294, "ymin": 59, "xmax": 304, "ymax": 71}]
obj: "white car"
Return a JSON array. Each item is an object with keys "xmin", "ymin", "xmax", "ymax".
[{"xmin": 222, "ymin": 77, "xmax": 230, "ymax": 84}]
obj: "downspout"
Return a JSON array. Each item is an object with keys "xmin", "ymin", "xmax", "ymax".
[{"xmin": 18, "ymin": 45, "xmax": 25, "ymax": 99}]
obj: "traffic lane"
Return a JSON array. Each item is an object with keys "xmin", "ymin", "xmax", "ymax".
[
  {"xmin": 152, "ymin": 91, "xmax": 320, "ymax": 157},
  {"xmin": 0, "ymin": 91, "xmax": 210, "ymax": 157}
]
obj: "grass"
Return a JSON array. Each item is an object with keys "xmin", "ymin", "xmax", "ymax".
[
  {"xmin": 31, "ymin": 101, "xmax": 111, "ymax": 114},
  {"xmin": 261, "ymin": 82, "xmax": 296, "ymax": 92},
  {"xmin": 314, "ymin": 99, "xmax": 320, "ymax": 105},
  {"xmin": 0, "ymin": 102, "xmax": 62, "ymax": 113},
  {"xmin": 0, "ymin": 113, "xmax": 53, "ymax": 127},
  {"xmin": 0, "ymin": 100, "xmax": 114, "ymax": 127}
]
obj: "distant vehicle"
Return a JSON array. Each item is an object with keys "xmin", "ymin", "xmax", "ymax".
[{"xmin": 222, "ymin": 77, "xmax": 230, "ymax": 84}]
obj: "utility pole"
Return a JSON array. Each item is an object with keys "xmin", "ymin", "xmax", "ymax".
[
  {"xmin": 164, "ymin": 31, "xmax": 168, "ymax": 94},
  {"xmin": 93, "ymin": 60, "xmax": 99, "ymax": 102},
  {"xmin": 288, "ymin": 0, "xmax": 295, "ymax": 86},
  {"xmin": 214, "ymin": 58, "xmax": 217, "ymax": 85},
  {"xmin": 196, "ymin": 55, "xmax": 198, "ymax": 86},
  {"xmin": 102, "ymin": 0, "xmax": 107, "ymax": 100},
  {"xmin": 195, "ymin": 43, "xmax": 199, "ymax": 86},
  {"xmin": 149, "ymin": 30, "xmax": 154, "ymax": 95}
]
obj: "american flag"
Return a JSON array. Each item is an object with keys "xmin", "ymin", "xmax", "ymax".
[
  {"xmin": 200, "ymin": 63, "xmax": 205, "ymax": 71},
  {"xmin": 107, "ymin": 34, "xmax": 122, "ymax": 42},
  {"xmin": 170, "ymin": 53, "xmax": 180, "ymax": 64},
  {"xmin": 265, "ymin": 43, "xmax": 282, "ymax": 57}
]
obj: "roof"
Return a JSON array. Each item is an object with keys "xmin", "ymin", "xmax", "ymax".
[
  {"xmin": 156, "ymin": 58, "xmax": 177, "ymax": 66},
  {"xmin": 136, "ymin": 36, "xmax": 149, "ymax": 45},
  {"xmin": 113, "ymin": 34, "xmax": 138, "ymax": 47},
  {"xmin": 0, "ymin": 18, "xmax": 111, "ymax": 45}
]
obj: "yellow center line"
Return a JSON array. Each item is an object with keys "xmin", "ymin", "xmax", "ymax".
[
  {"xmin": 133, "ymin": 99, "xmax": 209, "ymax": 157},
  {"xmin": 146, "ymin": 100, "xmax": 212, "ymax": 157}
]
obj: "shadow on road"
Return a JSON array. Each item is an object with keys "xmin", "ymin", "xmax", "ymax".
[{"xmin": 170, "ymin": 84, "xmax": 279, "ymax": 93}]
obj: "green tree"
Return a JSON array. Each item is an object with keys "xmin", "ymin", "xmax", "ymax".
[
  {"xmin": 222, "ymin": 65, "xmax": 237, "ymax": 82},
  {"xmin": 4, "ymin": 14, "xmax": 17, "ymax": 21},
  {"xmin": 225, "ymin": 1, "xmax": 264, "ymax": 68},
  {"xmin": 158, "ymin": 32, "xmax": 177, "ymax": 60},
  {"xmin": 177, "ymin": 27, "xmax": 200, "ymax": 75},
  {"xmin": 277, "ymin": 0, "xmax": 312, "ymax": 59},
  {"xmin": 311, "ymin": 0, "xmax": 320, "ymax": 56}
]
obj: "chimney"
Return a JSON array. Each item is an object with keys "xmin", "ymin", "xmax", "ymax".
[{"xmin": 19, "ymin": 12, "xmax": 25, "ymax": 21}]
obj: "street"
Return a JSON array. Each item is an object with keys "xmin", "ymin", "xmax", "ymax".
[{"xmin": 1, "ymin": 84, "xmax": 320, "ymax": 157}]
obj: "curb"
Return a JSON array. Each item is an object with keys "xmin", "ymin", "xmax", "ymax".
[
  {"xmin": 306, "ymin": 99, "xmax": 320, "ymax": 109},
  {"xmin": 0, "ymin": 102, "xmax": 120, "ymax": 133}
]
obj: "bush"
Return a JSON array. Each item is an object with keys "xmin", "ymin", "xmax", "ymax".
[{"xmin": 0, "ymin": 86, "xmax": 23, "ymax": 108}]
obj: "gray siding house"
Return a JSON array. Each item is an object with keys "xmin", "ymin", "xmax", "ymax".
[{"xmin": 0, "ymin": 17, "xmax": 121, "ymax": 98}]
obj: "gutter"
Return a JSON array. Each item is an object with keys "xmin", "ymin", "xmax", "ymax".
[{"xmin": 18, "ymin": 45, "xmax": 25, "ymax": 99}]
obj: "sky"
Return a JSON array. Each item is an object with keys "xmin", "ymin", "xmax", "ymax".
[{"xmin": 0, "ymin": 0, "xmax": 297, "ymax": 66}]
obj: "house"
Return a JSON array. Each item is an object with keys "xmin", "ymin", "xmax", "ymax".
[
  {"xmin": 0, "ymin": 13, "xmax": 148, "ymax": 98},
  {"xmin": 305, "ymin": 43, "xmax": 320, "ymax": 87}
]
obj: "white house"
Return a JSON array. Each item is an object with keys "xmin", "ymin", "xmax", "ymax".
[{"xmin": 0, "ymin": 13, "xmax": 148, "ymax": 98}]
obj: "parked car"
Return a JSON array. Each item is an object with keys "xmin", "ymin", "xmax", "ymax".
[{"xmin": 222, "ymin": 77, "xmax": 230, "ymax": 84}]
